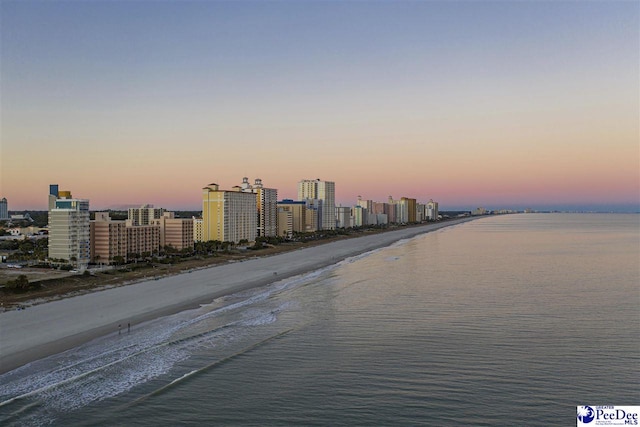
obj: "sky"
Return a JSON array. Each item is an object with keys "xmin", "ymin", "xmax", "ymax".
[{"xmin": 1, "ymin": 0, "xmax": 638, "ymax": 212}]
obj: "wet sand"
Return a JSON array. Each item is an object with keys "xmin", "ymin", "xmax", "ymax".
[{"xmin": 0, "ymin": 218, "xmax": 477, "ymax": 374}]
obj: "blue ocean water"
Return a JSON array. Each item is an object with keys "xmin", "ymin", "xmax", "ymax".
[{"xmin": 1, "ymin": 213, "xmax": 638, "ymax": 426}]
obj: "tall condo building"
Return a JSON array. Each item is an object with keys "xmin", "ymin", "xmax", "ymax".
[
  {"xmin": 202, "ymin": 184, "xmax": 257, "ymax": 243},
  {"xmin": 297, "ymin": 179, "xmax": 336, "ymax": 230},
  {"xmin": 401, "ymin": 197, "xmax": 417, "ymax": 223},
  {"xmin": 426, "ymin": 199, "xmax": 439, "ymax": 221},
  {"xmin": 277, "ymin": 200, "xmax": 307, "ymax": 234},
  {"xmin": 0, "ymin": 197, "xmax": 8, "ymax": 219},
  {"xmin": 335, "ymin": 206, "xmax": 352, "ymax": 228},
  {"xmin": 128, "ymin": 204, "xmax": 164, "ymax": 226},
  {"xmin": 238, "ymin": 177, "xmax": 278, "ymax": 237},
  {"xmin": 48, "ymin": 188, "xmax": 90, "ymax": 269}
]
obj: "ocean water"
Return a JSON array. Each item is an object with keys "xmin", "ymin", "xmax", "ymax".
[{"xmin": 1, "ymin": 213, "xmax": 638, "ymax": 426}]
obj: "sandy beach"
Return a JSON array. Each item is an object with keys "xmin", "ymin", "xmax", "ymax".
[{"xmin": 0, "ymin": 217, "xmax": 476, "ymax": 374}]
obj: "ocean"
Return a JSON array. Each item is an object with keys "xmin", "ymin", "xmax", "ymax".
[{"xmin": 1, "ymin": 213, "xmax": 638, "ymax": 426}]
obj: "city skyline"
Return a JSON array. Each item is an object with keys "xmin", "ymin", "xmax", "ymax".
[{"xmin": 1, "ymin": 1, "xmax": 638, "ymax": 212}]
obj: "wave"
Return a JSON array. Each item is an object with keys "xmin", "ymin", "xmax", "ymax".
[{"xmin": 0, "ymin": 263, "xmax": 340, "ymax": 426}]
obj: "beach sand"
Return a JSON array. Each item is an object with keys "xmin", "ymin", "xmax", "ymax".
[{"xmin": 0, "ymin": 218, "xmax": 476, "ymax": 374}]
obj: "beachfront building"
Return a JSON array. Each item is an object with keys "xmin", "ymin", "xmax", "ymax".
[
  {"xmin": 91, "ymin": 212, "xmax": 180, "ymax": 263},
  {"xmin": 193, "ymin": 217, "xmax": 203, "ymax": 242},
  {"xmin": 91, "ymin": 212, "xmax": 127, "ymax": 264},
  {"xmin": 473, "ymin": 207, "xmax": 487, "ymax": 216},
  {"xmin": 277, "ymin": 200, "xmax": 307, "ymax": 234},
  {"xmin": 125, "ymin": 222, "xmax": 161, "ymax": 258},
  {"xmin": 202, "ymin": 184, "xmax": 257, "ymax": 243},
  {"xmin": 304, "ymin": 199, "xmax": 322, "ymax": 232},
  {"xmin": 352, "ymin": 205, "xmax": 366, "ymax": 227},
  {"xmin": 151, "ymin": 212, "xmax": 194, "ymax": 250},
  {"xmin": 128, "ymin": 205, "xmax": 164, "ymax": 226},
  {"xmin": 238, "ymin": 177, "xmax": 278, "ymax": 237},
  {"xmin": 48, "ymin": 190, "xmax": 90, "ymax": 269},
  {"xmin": 401, "ymin": 197, "xmax": 417, "ymax": 223},
  {"xmin": 335, "ymin": 206, "xmax": 352, "ymax": 228},
  {"xmin": 277, "ymin": 207, "xmax": 293, "ymax": 238},
  {"xmin": 426, "ymin": 199, "xmax": 439, "ymax": 221},
  {"xmin": 384, "ymin": 198, "xmax": 397, "ymax": 224},
  {"xmin": 298, "ymin": 179, "xmax": 336, "ymax": 230},
  {"xmin": 0, "ymin": 197, "xmax": 8, "ymax": 220}
]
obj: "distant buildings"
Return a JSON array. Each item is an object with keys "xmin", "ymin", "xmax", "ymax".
[
  {"xmin": 202, "ymin": 183, "xmax": 257, "ymax": 243},
  {"xmin": 426, "ymin": 199, "xmax": 439, "ymax": 221},
  {"xmin": 238, "ymin": 177, "xmax": 278, "ymax": 237},
  {"xmin": 335, "ymin": 206, "xmax": 352, "ymax": 228},
  {"xmin": 472, "ymin": 207, "xmax": 487, "ymax": 216},
  {"xmin": 0, "ymin": 197, "xmax": 8, "ymax": 220},
  {"xmin": 91, "ymin": 211, "xmax": 193, "ymax": 264},
  {"xmin": 48, "ymin": 187, "xmax": 90, "ymax": 269},
  {"xmin": 38, "ymin": 177, "xmax": 442, "ymax": 268},
  {"xmin": 128, "ymin": 205, "xmax": 164, "ymax": 226},
  {"xmin": 277, "ymin": 200, "xmax": 307, "ymax": 236},
  {"xmin": 298, "ymin": 179, "xmax": 336, "ymax": 230}
]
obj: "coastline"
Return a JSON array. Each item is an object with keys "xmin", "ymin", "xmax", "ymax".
[{"xmin": 0, "ymin": 217, "xmax": 478, "ymax": 375}]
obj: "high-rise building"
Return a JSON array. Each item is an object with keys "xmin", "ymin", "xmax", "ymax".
[
  {"xmin": 277, "ymin": 200, "xmax": 307, "ymax": 233},
  {"xmin": 298, "ymin": 179, "xmax": 336, "ymax": 230},
  {"xmin": 401, "ymin": 197, "xmax": 417, "ymax": 223},
  {"xmin": 335, "ymin": 206, "xmax": 352, "ymax": 228},
  {"xmin": 239, "ymin": 177, "xmax": 278, "ymax": 237},
  {"xmin": 0, "ymin": 197, "xmax": 8, "ymax": 220},
  {"xmin": 193, "ymin": 217, "xmax": 203, "ymax": 242},
  {"xmin": 277, "ymin": 207, "xmax": 293, "ymax": 238},
  {"xmin": 128, "ymin": 205, "xmax": 164, "ymax": 226},
  {"xmin": 426, "ymin": 199, "xmax": 439, "ymax": 221},
  {"xmin": 352, "ymin": 205, "xmax": 365, "ymax": 227},
  {"xmin": 202, "ymin": 184, "xmax": 257, "ymax": 243},
  {"xmin": 48, "ymin": 189, "xmax": 90, "ymax": 269},
  {"xmin": 91, "ymin": 212, "xmax": 127, "ymax": 264}
]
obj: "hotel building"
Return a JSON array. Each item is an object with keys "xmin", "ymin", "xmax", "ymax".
[
  {"xmin": 277, "ymin": 207, "xmax": 293, "ymax": 238},
  {"xmin": 125, "ymin": 222, "xmax": 161, "ymax": 258},
  {"xmin": 202, "ymin": 184, "xmax": 257, "ymax": 243},
  {"xmin": 48, "ymin": 189, "xmax": 90, "ymax": 269},
  {"xmin": 335, "ymin": 206, "xmax": 352, "ymax": 228},
  {"xmin": 91, "ymin": 212, "xmax": 127, "ymax": 264},
  {"xmin": 277, "ymin": 200, "xmax": 307, "ymax": 234},
  {"xmin": 426, "ymin": 199, "xmax": 439, "ymax": 221},
  {"xmin": 151, "ymin": 212, "xmax": 194, "ymax": 250},
  {"xmin": 298, "ymin": 179, "xmax": 336, "ymax": 230},
  {"xmin": 239, "ymin": 177, "xmax": 278, "ymax": 237},
  {"xmin": 128, "ymin": 205, "xmax": 164, "ymax": 226}
]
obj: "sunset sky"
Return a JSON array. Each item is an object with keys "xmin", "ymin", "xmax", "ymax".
[{"xmin": 1, "ymin": 1, "xmax": 638, "ymax": 211}]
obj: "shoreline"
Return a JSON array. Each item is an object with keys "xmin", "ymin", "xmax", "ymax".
[{"xmin": 0, "ymin": 217, "xmax": 479, "ymax": 375}]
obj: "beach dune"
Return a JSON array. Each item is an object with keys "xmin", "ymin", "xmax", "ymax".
[{"xmin": 0, "ymin": 218, "xmax": 475, "ymax": 374}]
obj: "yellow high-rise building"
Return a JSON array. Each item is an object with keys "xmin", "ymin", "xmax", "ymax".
[{"xmin": 202, "ymin": 184, "xmax": 257, "ymax": 243}]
